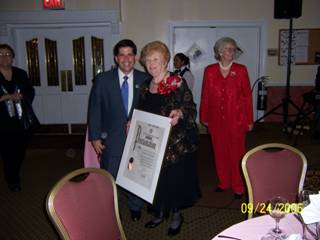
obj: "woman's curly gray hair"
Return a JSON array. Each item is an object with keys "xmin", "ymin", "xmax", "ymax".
[{"xmin": 213, "ymin": 37, "xmax": 243, "ymax": 61}]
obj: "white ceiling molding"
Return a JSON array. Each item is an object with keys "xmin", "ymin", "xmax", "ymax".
[{"xmin": 0, "ymin": 10, "xmax": 120, "ymax": 36}]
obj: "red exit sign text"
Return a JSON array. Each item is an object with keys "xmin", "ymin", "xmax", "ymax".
[{"xmin": 43, "ymin": 0, "xmax": 65, "ymax": 10}]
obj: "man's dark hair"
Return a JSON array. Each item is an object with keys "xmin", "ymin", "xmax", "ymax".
[{"xmin": 113, "ymin": 39, "xmax": 137, "ymax": 56}]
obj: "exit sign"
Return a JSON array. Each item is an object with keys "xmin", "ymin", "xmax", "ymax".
[{"xmin": 43, "ymin": 0, "xmax": 65, "ymax": 10}]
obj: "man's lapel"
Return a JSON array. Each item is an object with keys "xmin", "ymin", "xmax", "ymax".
[{"xmin": 129, "ymin": 70, "xmax": 140, "ymax": 118}]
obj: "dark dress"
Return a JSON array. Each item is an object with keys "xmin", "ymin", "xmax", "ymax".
[
  {"xmin": 0, "ymin": 67, "xmax": 35, "ymax": 188},
  {"xmin": 137, "ymin": 75, "xmax": 201, "ymax": 213}
]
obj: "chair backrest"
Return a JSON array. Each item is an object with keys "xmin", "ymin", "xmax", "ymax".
[
  {"xmin": 241, "ymin": 143, "xmax": 307, "ymax": 219},
  {"xmin": 46, "ymin": 168, "xmax": 126, "ymax": 240}
]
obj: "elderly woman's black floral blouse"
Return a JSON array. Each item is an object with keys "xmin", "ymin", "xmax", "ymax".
[{"xmin": 136, "ymin": 75, "xmax": 199, "ymax": 167}]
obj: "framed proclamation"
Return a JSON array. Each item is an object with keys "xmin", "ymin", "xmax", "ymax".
[{"xmin": 116, "ymin": 109, "xmax": 171, "ymax": 203}]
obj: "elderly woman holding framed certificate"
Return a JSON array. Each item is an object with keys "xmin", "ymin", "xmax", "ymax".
[{"xmin": 136, "ymin": 41, "xmax": 201, "ymax": 236}]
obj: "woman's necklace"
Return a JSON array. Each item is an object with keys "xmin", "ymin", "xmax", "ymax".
[{"xmin": 219, "ymin": 61, "xmax": 233, "ymax": 71}]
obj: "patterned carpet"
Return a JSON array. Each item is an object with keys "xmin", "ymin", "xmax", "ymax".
[
  {"xmin": 0, "ymin": 122, "xmax": 319, "ymax": 240},
  {"xmin": 0, "ymin": 149, "xmax": 80, "ymax": 240},
  {"xmin": 304, "ymin": 170, "xmax": 320, "ymax": 192},
  {"xmin": 0, "ymin": 147, "xmax": 247, "ymax": 240},
  {"xmin": 122, "ymin": 205, "xmax": 245, "ymax": 240}
]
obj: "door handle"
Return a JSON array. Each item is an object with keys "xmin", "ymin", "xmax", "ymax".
[
  {"xmin": 60, "ymin": 70, "xmax": 67, "ymax": 92},
  {"xmin": 66, "ymin": 70, "xmax": 73, "ymax": 92},
  {"xmin": 60, "ymin": 70, "xmax": 73, "ymax": 92}
]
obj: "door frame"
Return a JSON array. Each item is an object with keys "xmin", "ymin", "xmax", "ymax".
[
  {"xmin": 0, "ymin": 10, "xmax": 121, "ymax": 134},
  {"xmin": 168, "ymin": 20, "xmax": 267, "ymax": 74},
  {"xmin": 13, "ymin": 24, "xmax": 113, "ymax": 127},
  {"xmin": 11, "ymin": 22, "xmax": 114, "ymax": 71},
  {"xmin": 0, "ymin": 10, "xmax": 120, "ymax": 52},
  {"xmin": 168, "ymin": 20, "xmax": 267, "ymax": 120}
]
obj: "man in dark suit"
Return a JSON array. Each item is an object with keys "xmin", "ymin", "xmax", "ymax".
[
  {"xmin": 88, "ymin": 39, "xmax": 150, "ymax": 221},
  {"xmin": 314, "ymin": 65, "xmax": 320, "ymax": 138}
]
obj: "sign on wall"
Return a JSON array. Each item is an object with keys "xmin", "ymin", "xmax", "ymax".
[
  {"xmin": 43, "ymin": 0, "xmax": 65, "ymax": 10},
  {"xmin": 279, "ymin": 28, "xmax": 320, "ymax": 65}
]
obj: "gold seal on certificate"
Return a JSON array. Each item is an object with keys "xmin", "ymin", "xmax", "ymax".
[{"xmin": 116, "ymin": 109, "xmax": 171, "ymax": 203}]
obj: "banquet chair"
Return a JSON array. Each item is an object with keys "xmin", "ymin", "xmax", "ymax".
[
  {"xmin": 241, "ymin": 143, "xmax": 307, "ymax": 219},
  {"xmin": 46, "ymin": 168, "xmax": 126, "ymax": 240}
]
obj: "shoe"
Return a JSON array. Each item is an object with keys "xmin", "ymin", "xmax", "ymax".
[
  {"xmin": 145, "ymin": 217, "xmax": 164, "ymax": 228},
  {"xmin": 130, "ymin": 210, "xmax": 141, "ymax": 222},
  {"xmin": 9, "ymin": 184, "xmax": 21, "ymax": 192},
  {"xmin": 215, "ymin": 187, "xmax": 225, "ymax": 192},
  {"xmin": 144, "ymin": 212, "xmax": 165, "ymax": 228},
  {"xmin": 234, "ymin": 193, "xmax": 243, "ymax": 199},
  {"xmin": 168, "ymin": 215, "xmax": 184, "ymax": 236}
]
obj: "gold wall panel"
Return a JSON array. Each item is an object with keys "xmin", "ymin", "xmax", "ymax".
[
  {"xmin": 67, "ymin": 70, "xmax": 73, "ymax": 91},
  {"xmin": 45, "ymin": 38, "xmax": 59, "ymax": 86},
  {"xmin": 25, "ymin": 38, "xmax": 40, "ymax": 86},
  {"xmin": 91, "ymin": 36, "xmax": 105, "ymax": 78},
  {"xmin": 73, "ymin": 37, "xmax": 86, "ymax": 85},
  {"xmin": 60, "ymin": 70, "xmax": 67, "ymax": 92}
]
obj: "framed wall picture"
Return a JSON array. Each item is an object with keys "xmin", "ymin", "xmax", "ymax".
[{"xmin": 116, "ymin": 109, "xmax": 171, "ymax": 203}]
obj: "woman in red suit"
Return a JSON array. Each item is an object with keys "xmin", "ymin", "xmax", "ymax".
[{"xmin": 200, "ymin": 37, "xmax": 253, "ymax": 199}]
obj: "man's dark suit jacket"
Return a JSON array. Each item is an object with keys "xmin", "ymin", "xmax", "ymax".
[{"xmin": 87, "ymin": 68, "xmax": 149, "ymax": 176}]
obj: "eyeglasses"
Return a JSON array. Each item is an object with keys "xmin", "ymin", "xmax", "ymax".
[
  {"xmin": 223, "ymin": 47, "xmax": 236, "ymax": 53},
  {"xmin": 0, "ymin": 53, "xmax": 12, "ymax": 57}
]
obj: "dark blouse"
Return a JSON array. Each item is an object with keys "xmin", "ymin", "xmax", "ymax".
[
  {"xmin": 137, "ymin": 76, "xmax": 199, "ymax": 167},
  {"xmin": 316, "ymin": 66, "xmax": 320, "ymax": 91},
  {"xmin": 0, "ymin": 67, "xmax": 35, "ymax": 131}
]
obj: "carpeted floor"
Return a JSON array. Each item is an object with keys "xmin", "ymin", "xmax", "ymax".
[{"xmin": 0, "ymin": 122, "xmax": 319, "ymax": 240}]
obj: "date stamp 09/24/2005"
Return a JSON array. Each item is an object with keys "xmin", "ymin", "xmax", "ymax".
[{"xmin": 240, "ymin": 202, "xmax": 304, "ymax": 215}]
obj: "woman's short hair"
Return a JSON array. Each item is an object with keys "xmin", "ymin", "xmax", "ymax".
[
  {"xmin": 140, "ymin": 41, "xmax": 170, "ymax": 67},
  {"xmin": 0, "ymin": 44, "xmax": 15, "ymax": 58},
  {"xmin": 174, "ymin": 53, "xmax": 190, "ymax": 67},
  {"xmin": 213, "ymin": 37, "xmax": 242, "ymax": 61}
]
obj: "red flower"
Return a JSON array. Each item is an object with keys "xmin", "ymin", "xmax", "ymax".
[{"xmin": 158, "ymin": 75, "xmax": 182, "ymax": 94}]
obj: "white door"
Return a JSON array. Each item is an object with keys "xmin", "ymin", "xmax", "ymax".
[
  {"xmin": 13, "ymin": 25, "xmax": 112, "ymax": 128},
  {"xmin": 172, "ymin": 25, "xmax": 263, "ymax": 120}
]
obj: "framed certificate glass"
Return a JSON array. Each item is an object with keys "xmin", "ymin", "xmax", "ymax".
[{"xmin": 116, "ymin": 109, "xmax": 171, "ymax": 203}]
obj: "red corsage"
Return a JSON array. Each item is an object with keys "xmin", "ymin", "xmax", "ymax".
[{"xmin": 158, "ymin": 75, "xmax": 182, "ymax": 94}]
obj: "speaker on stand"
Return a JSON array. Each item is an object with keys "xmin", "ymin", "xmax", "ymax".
[
  {"xmin": 274, "ymin": 0, "xmax": 302, "ymax": 19},
  {"xmin": 256, "ymin": 0, "xmax": 303, "ymax": 133}
]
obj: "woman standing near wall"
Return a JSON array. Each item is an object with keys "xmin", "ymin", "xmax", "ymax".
[
  {"xmin": 0, "ymin": 44, "xmax": 35, "ymax": 192},
  {"xmin": 173, "ymin": 53, "xmax": 195, "ymax": 91},
  {"xmin": 200, "ymin": 37, "xmax": 253, "ymax": 199}
]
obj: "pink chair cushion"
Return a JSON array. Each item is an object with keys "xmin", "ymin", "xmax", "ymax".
[
  {"xmin": 246, "ymin": 149, "xmax": 303, "ymax": 206},
  {"xmin": 54, "ymin": 173, "xmax": 121, "ymax": 240}
]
